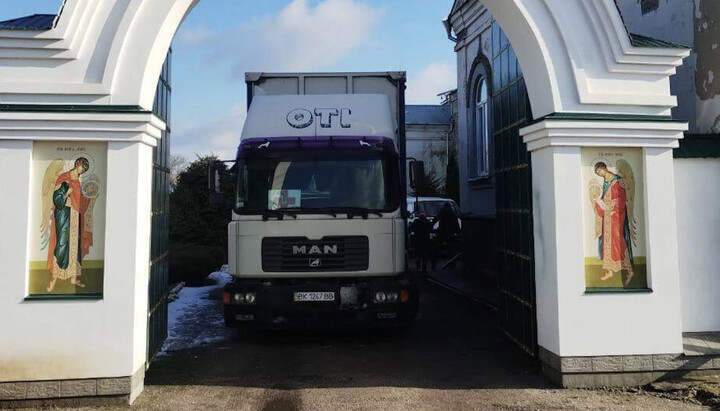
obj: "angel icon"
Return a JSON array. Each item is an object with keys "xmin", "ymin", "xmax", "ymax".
[
  {"xmin": 588, "ymin": 160, "xmax": 638, "ymax": 286},
  {"xmin": 40, "ymin": 157, "xmax": 100, "ymax": 292}
]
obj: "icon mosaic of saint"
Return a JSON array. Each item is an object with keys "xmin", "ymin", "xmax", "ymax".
[
  {"xmin": 588, "ymin": 160, "xmax": 638, "ymax": 286},
  {"xmin": 40, "ymin": 157, "xmax": 101, "ymax": 292}
]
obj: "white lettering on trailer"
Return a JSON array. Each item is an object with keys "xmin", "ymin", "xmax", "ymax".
[
  {"xmin": 287, "ymin": 109, "xmax": 314, "ymax": 129},
  {"xmin": 286, "ymin": 107, "xmax": 352, "ymax": 129},
  {"xmin": 314, "ymin": 108, "xmax": 339, "ymax": 128},
  {"xmin": 340, "ymin": 108, "xmax": 352, "ymax": 128}
]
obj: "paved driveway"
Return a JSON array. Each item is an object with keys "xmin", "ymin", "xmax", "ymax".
[{"xmin": 117, "ymin": 278, "xmax": 706, "ymax": 410}]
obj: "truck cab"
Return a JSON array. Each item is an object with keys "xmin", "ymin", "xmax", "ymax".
[{"xmin": 219, "ymin": 73, "xmax": 418, "ymax": 328}]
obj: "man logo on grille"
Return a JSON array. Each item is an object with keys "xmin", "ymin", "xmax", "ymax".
[
  {"xmin": 309, "ymin": 258, "xmax": 322, "ymax": 268},
  {"xmin": 293, "ymin": 245, "xmax": 338, "ymax": 255}
]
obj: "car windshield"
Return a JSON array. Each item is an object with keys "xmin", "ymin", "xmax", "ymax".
[
  {"xmin": 236, "ymin": 154, "xmax": 399, "ymax": 213},
  {"xmin": 414, "ymin": 201, "xmax": 460, "ymax": 218}
]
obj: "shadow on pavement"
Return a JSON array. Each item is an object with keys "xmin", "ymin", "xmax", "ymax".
[{"xmin": 145, "ymin": 278, "xmax": 551, "ymax": 391}]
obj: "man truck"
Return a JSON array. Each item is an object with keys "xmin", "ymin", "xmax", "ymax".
[{"xmin": 210, "ymin": 72, "xmax": 420, "ymax": 328}]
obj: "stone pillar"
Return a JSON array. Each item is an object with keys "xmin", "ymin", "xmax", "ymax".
[
  {"xmin": 522, "ymin": 117, "xmax": 693, "ymax": 387},
  {"xmin": 0, "ymin": 110, "xmax": 164, "ymax": 406}
]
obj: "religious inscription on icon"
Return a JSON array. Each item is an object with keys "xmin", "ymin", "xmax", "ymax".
[
  {"xmin": 28, "ymin": 142, "xmax": 107, "ymax": 297},
  {"xmin": 582, "ymin": 148, "xmax": 647, "ymax": 290}
]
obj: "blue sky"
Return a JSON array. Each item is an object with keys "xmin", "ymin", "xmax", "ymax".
[{"xmin": 0, "ymin": 0, "xmax": 457, "ymax": 159}]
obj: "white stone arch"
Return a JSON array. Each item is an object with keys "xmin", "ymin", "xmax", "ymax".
[
  {"xmin": 0, "ymin": 0, "xmax": 689, "ymax": 117},
  {"xmin": 0, "ymin": 0, "xmax": 698, "ymax": 399}
]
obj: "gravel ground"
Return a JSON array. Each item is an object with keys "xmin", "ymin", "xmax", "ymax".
[{"xmin": 41, "ymin": 277, "xmax": 713, "ymax": 411}]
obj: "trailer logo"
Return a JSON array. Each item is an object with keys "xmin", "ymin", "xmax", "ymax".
[
  {"xmin": 287, "ymin": 108, "xmax": 352, "ymax": 129},
  {"xmin": 292, "ymin": 245, "xmax": 338, "ymax": 255}
]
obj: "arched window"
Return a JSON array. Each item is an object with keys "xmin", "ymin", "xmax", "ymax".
[{"xmin": 474, "ymin": 77, "xmax": 490, "ymax": 177}]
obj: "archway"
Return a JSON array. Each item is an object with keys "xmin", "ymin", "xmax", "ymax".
[{"xmin": 0, "ymin": 0, "xmax": 691, "ymax": 403}]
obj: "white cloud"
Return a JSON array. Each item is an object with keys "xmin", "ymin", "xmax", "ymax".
[
  {"xmin": 172, "ymin": 103, "xmax": 247, "ymax": 160},
  {"xmin": 251, "ymin": 0, "xmax": 380, "ymax": 71},
  {"xmin": 171, "ymin": 0, "xmax": 383, "ymax": 158},
  {"xmin": 178, "ymin": 24, "xmax": 214, "ymax": 47},
  {"xmin": 406, "ymin": 61, "xmax": 457, "ymax": 104},
  {"xmin": 179, "ymin": 0, "xmax": 382, "ymax": 73}
]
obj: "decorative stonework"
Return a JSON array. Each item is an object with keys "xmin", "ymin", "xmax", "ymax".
[
  {"xmin": 0, "ymin": 367, "xmax": 143, "ymax": 405},
  {"xmin": 622, "ymin": 355, "xmax": 654, "ymax": 372},
  {"xmin": 540, "ymin": 346, "xmax": 720, "ymax": 388}
]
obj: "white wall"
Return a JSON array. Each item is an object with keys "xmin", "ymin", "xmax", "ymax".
[
  {"xmin": 675, "ymin": 158, "xmax": 720, "ymax": 332},
  {"xmin": 532, "ymin": 145, "xmax": 684, "ymax": 357},
  {"xmin": 0, "ymin": 137, "xmax": 154, "ymax": 382},
  {"xmin": 407, "ymin": 124, "xmax": 451, "ymax": 191}
]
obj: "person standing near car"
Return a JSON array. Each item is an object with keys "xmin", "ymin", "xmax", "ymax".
[
  {"xmin": 434, "ymin": 203, "xmax": 461, "ymax": 261},
  {"xmin": 409, "ymin": 212, "xmax": 435, "ymax": 272}
]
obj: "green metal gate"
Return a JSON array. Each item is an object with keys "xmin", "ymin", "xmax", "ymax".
[
  {"xmin": 491, "ymin": 22, "xmax": 537, "ymax": 356},
  {"xmin": 148, "ymin": 50, "xmax": 172, "ymax": 364}
]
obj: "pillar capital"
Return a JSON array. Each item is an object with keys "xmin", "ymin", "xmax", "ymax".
[
  {"xmin": 0, "ymin": 106, "xmax": 165, "ymax": 147},
  {"xmin": 521, "ymin": 114, "xmax": 688, "ymax": 152}
]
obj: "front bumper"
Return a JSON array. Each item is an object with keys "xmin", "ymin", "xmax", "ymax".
[{"xmin": 222, "ymin": 276, "xmax": 418, "ymax": 328}]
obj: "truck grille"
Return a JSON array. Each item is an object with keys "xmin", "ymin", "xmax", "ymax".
[{"xmin": 262, "ymin": 236, "xmax": 369, "ymax": 272}]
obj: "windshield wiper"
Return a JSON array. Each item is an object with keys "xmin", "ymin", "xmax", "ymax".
[
  {"xmin": 262, "ymin": 210, "xmax": 298, "ymax": 221},
  {"xmin": 316, "ymin": 207, "xmax": 383, "ymax": 219}
]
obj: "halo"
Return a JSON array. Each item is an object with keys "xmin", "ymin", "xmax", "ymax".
[
  {"xmin": 590, "ymin": 156, "xmax": 613, "ymax": 173},
  {"xmin": 69, "ymin": 152, "xmax": 96, "ymax": 176}
]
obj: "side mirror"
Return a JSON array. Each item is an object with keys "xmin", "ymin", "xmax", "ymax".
[
  {"xmin": 409, "ymin": 160, "xmax": 426, "ymax": 190},
  {"xmin": 208, "ymin": 161, "xmax": 222, "ymax": 194},
  {"xmin": 208, "ymin": 161, "xmax": 224, "ymax": 208}
]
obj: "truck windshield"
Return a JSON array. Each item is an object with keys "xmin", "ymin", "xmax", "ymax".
[{"xmin": 235, "ymin": 154, "xmax": 400, "ymax": 214}]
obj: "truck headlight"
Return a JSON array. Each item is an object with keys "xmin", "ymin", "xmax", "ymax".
[
  {"xmin": 233, "ymin": 292, "xmax": 256, "ymax": 305},
  {"xmin": 374, "ymin": 291, "xmax": 386, "ymax": 303},
  {"xmin": 387, "ymin": 292, "xmax": 398, "ymax": 303}
]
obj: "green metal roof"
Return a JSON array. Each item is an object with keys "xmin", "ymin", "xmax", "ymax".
[
  {"xmin": 0, "ymin": 0, "xmax": 66, "ymax": 31},
  {"xmin": 527, "ymin": 112, "xmax": 682, "ymax": 127},
  {"xmin": 0, "ymin": 104, "xmax": 150, "ymax": 114},
  {"xmin": 406, "ymin": 105, "xmax": 452, "ymax": 125},
  {"xmin": 674, "ymin": 135, "xmax": 720, "ymax": 159},
  {"xmin": 629, "ymin": 33, "xmax": 691, "ymax": 50},
  {"xmin": 0, "ymin": 14, "xmax": 57, "ymax": 30}
]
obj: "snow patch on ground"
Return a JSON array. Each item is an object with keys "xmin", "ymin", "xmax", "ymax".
[{"xmin": 160, "ymin": 271, "xmax": 234, "ymax": 354}]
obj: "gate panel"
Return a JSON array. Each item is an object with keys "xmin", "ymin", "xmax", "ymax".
[
  {"xmin": 148, "ymin": 50, "xmax": 172, "ymax": 365},
  {"xmin": 491, "ymin": 22, "xmax": 537, "ymax": 356}
]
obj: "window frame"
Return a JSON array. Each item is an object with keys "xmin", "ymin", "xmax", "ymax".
[
  {"xmin": 474, "ymin": 77, "xmax": 490, "ymax": 179},
  {"xmin": 467, "ymin": 58, "xmax": 493, "ymax": 183}
]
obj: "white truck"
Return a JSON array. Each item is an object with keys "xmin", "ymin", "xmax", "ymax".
[{"xmin": 210, "ymin": 72, "xmax": 420, "ymax": 328}]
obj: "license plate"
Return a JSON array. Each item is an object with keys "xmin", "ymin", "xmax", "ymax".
[{"xmin": 294, "ymin": 292, "xmax": 335, "ymax": 302}]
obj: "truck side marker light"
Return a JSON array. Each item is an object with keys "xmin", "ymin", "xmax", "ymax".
[
  {"xmin": 222, "ymin": 291, "xmax": 231, "ymax": 306},
  {"xmin": 400, "ymin": 290, "xmax": 410, "ymax": 303}
]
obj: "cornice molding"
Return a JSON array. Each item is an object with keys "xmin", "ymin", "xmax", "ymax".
[
  {"xmin": 521, "ymin": 117, "xmax": 688, "ymax": 152},
  {"xmin": 0, "ymin": 110, "xmax": 166, "ymax": 147}
]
